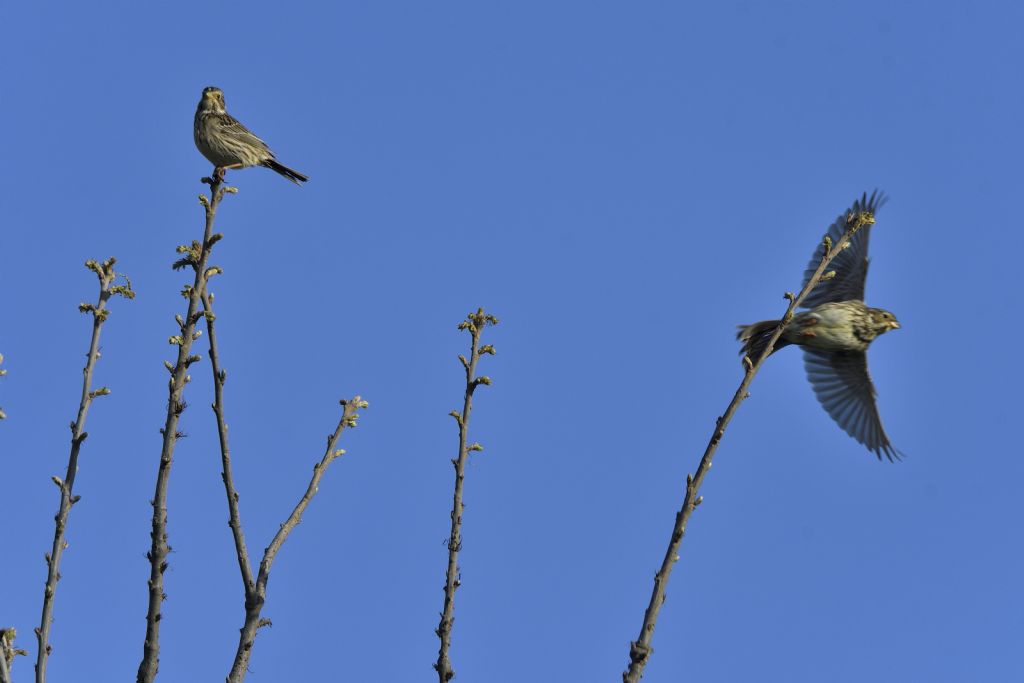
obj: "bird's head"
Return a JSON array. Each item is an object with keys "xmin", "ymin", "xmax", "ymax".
[
  {"xmin": 869, "ymin": 308, "xmax": 901, "ymax": 334},
  {"xmin": 198, "ymin": 87, "xmax": 226, "ymax": 114}
]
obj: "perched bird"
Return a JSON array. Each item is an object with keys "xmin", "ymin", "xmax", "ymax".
[
  {"xmin": 737, "ymin": 191, "xmax": 902, "ymax": 460},
  {"xmin": 193, "ymin": 86, "xmax": 308, "ymax": 184}
]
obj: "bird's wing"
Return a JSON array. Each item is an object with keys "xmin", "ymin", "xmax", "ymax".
[
  {"xmin": 801, "ymin": 190, "xmax": 887, "ymax": 308},
  {"xmin": 802, "ymin": 348, "xmax": 901, "ymax": 461},
  {"xmin": 216, "ymin": 113, "xmax": 272, "ymax": 156}
]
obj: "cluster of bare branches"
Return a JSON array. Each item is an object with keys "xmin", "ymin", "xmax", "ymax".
[
  {"xmin": 1, "ymin": 149, "xmax": 880, "ymax": 683},
  {"xmin": 136, "ymin": 175, "xmax": 370, "ymax": 683},
  {"xmin": 0, "ymin": 174, "xmax": 373, "ymax": 683},
  {"xmin": 0, "ymin": 193, "xmax": 504, "ymax": 683}
]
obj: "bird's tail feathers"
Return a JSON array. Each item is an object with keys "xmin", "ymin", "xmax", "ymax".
[
  {"xmin": 263, "ymin": 159, "xmax": 309, "ymax": 184},
  {"xmin": 736, "ymin": 320, "xmax": 791, "ymax": 361}
]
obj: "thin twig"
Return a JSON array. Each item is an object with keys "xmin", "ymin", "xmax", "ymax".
[
  {"xmin": 200, "ymin": 290, "xmax": 255, "ymax": 595},
  {"xmin": 435, "ymin": 308, "xmax": 498, "ymax": 682},
  {"xmin": 35, "ymin": 258, "xmax": 134, "ymax": 683},
  {"xmin": 137, "ymin": 175, "xmax": 233, "ymax": 683},
  {"xmin": 225, "ymin": 397, "xmax": 367, "ymax": 683},
  {"xmin": 622, "ymin": 209, "xmax": 877, "ymax": 682},
  {"xmin": 0, "ymin": 353, "xmax": 7, "ymax": 421}
]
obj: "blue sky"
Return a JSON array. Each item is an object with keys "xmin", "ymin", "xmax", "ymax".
[{"xmin": 2, "ymin": 2, "xmax": 1022, "ymax": 681}]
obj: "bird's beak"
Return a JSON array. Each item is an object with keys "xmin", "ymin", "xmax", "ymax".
[{"xmin": 890, "ymin": 321, "xmax": 901, "ymax": 330}]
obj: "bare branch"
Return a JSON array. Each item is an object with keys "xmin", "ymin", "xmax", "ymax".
[
  {"xmin": 35, "ymin": 258, "xmax": 133, "ymax": 683},
  {"xmin": 225, "ymin": 397, "xmax": 367, "ymax": 682},
  {"xmin": 0, "ymin": 353, "xmax": 7, "ymax": 421},
  {"xmin": 137, "ymin": 176, "xmax": 233, "ymax": 683},
  {"xmin": 200, "ymin": 290, "xmax": 256, "ymax": 596},
  {"xmin": 195, "ymin": 221, "xmax": 365, "ymax": 682},
  {"xmin": 622, "ymin": 209, "xmax": 877, "ymax": 682},
  {"xmin": 435, "ymin": 308, "xmax": 499, "ymax": 682}
]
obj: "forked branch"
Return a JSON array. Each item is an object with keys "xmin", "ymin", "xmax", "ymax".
[
  {"xmin": 196, "ymin": 250, "xmax": 367, "ymax": 682},
  {"xmin": 622, "ymin": 209, "xmax": 877, "ymax": 682},
  {"xmin": 225, "ymin": 396, "xmax": 367, "ymax": 682}
]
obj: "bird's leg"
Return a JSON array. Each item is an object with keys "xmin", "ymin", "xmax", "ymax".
[
  {"xmin": 214, "ymin": 166, "xmax": 227, "ymax": 181},
  {"xmin": 215, "ymin": 163, "xmax": 246, "ymax": 181}
]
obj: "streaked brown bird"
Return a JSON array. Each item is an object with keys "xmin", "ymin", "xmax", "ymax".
[
  {"xmin": 193, "ymin": 87, "xmax": 308, "ymax": 184},
  {"xmin": 737, "ymin": 191, "xmax": 902, "ymax": 461}
]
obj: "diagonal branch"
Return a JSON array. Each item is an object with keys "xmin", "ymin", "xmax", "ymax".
[
  {"xmin": 435, "ymin": 308, "xmax": 498, "ymax": 682},
  {"xmin": 35, "ymin": 258, "xmax": 134, "ymax": 683},
  {"xmin": 137, "ymin": 175, "xmax": 234, "ymax": 683},
  {"xmin": 225, "ymin": 396, "xmax": 367, "ymax": 683},
  {"xmin": 622, "ymin": 209, "xmax": 877, "ymax": 682},
  {"xmin": 200, "ymin": 289, "xmax": 255, "ymax": 595}
]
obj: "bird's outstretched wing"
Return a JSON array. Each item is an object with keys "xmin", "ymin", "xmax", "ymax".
[
  {"xmin": 216, "ymin": 113, "xmax": 272, "ymax": 157},
  {"xmin": 801, "ymin": 190, "xmax": 887, "ymax": 308},
  {"xmin": 802, "ymin": 348, "xmax": 900, "ymax": 461}
]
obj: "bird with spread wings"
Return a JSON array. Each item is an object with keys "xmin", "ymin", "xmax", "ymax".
[{"xmin": 738, "ymin": 191, "xmax": 902, "ymax": 461}]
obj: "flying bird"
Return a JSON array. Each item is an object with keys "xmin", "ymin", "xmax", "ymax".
[
  {"xmin": 737, "ymin": 191, "xmax": 902, "ymax": 461},
  {"xmin": 194, "ymin": 86, "xmax": 308, "ymax": 184}
]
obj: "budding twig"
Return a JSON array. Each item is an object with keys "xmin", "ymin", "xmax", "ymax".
[
  {"xmin": 35, "ymin": 258, "xmax": 133, "ymax": 683},
  {"xmin": 137, "ymin": 176, "xmax": 232, "ymax": 683},
  {"xmin": 435, "ymin": 308, "xmax": 499, "ymax": 683}
]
